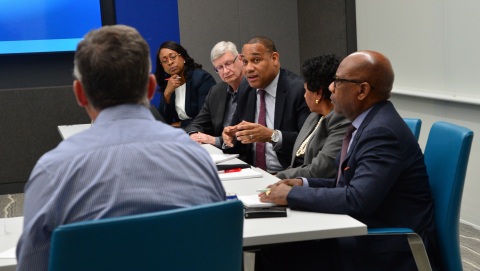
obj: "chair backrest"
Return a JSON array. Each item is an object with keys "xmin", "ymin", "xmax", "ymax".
[
  {"xmin": 424, "ymin": 121, "xmax": 473, "ymax": 271},
  {"xmin": 48, "ymin": 200, "xmax": 244, "ymax": 271},
  {"xmin": 403, "ymin": 118, "xmax": 422, "ymax": 140}
]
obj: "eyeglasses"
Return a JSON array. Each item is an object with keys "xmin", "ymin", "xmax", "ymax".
[
  {"xmin": 214, "ymin": 55, "xmax": 238, "ymax": 73},
  {"xmin": 332, "ymin": 76, "xmax": 375, "ymax": 89},
  {"xmin": 160, "ymin": 53, "xmax": 181, "ymax": 64}
]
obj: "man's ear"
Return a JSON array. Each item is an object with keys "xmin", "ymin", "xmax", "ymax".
[
  {"xmin": 146, "ymin": 74, "xmax": 157, "ymax": 101},
  {"xmin": 73, "ymin": 80, "xmax": 89, "ymax": 107},
  {"xmin": 357, "ymin": 82, "xmax": 371, "ymax": 101},
  {"xmin": 271, "ymin": 52, "xmax": 280, "ymax": 66}
]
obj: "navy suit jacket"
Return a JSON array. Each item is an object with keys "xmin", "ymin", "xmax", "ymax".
[
  {"xmin": 184, "ymin": 82, "xmax": 230, "ymax": 137},
  {"xmin": 158, "ymin": 69, "xmax": 216, "ymax": 127},
  {"xmin": 287, "ymin": 101, "xmax": 441, "ymax": 270},
  {"xmin": 230, "ymin": 69, "xmax": 310, "ymax": 169}
]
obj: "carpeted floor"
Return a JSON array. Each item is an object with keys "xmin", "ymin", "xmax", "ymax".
[
  {"xmin": 1, "ymin": 193, "xmax": 480, "ymax": 269},
  {"xmin": 460, "ymin": 222, "xmax": 480, "ymax": 270}
]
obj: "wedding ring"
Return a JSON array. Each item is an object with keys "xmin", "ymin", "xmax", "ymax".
[{"xmin": 250, "ymin": 134, "xmax": 253, "ymax": 140}]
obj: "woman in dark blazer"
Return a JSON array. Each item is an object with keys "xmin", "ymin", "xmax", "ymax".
[{"xmin": 154, "ymin": 41, "xmax": 216, "ymax": 127}]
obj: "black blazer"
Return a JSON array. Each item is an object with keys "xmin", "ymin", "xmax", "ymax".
[
  {"xmin": 184, "ymin": 82, "xmax": 230, "ymax": 137},
  {"xmin": 158, "ymin": 69, "xmax": 216, "ymax": 127},
  {"xmin": 230, "ymin": 68, "xmax": 310, "ymax": 169}
]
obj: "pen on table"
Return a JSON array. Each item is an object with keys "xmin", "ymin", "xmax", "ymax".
[
  {"xmin": 257, "ymin": 188, "xmax": 271, "ymax": 196},
  {"xmin": 165, "ymin": 76, "xmax": 181, "ymax": 81},
  {"xmin": 217, "ymin": 168, "xmax": 242, "ymax": 174}
]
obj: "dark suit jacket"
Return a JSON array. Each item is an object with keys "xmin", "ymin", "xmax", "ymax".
[
  {"xmin": 158, "ymin": 69, "xmax": 216, "ymax": 127},
  {"xmin": 230, "ymin": 68, "xmax": 310, "ymax": 169},
  {"xmin": 287, "ymin": 101, "xmax": 441, "ymax": 271},
  {"xmin": 184, "ymin": 82, "xmax": 230, "ymax": 137}
]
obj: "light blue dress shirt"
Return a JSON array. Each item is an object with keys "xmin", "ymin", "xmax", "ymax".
[{"xmin": 16, "ymin": 104, "xmax": 226, "ymax": 271}]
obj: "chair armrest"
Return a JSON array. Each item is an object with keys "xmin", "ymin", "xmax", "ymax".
[
  {"xmin": 367, "ymin": 227, "xmax": 414, "ymax": 234},
  {"xmin": 367, "ymin": 228, "xmax": 432, "ymax": 271}
]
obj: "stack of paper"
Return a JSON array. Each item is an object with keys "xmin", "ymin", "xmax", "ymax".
[
  {"xmin": 237, "ymin": 195, "xmax": 278, "ymax": 208},
  {"xmin": 209, "ymin": 153, "xmax": 239, "ymax": 164},
  {"xmin": 218, "ymin": 168, "xmax": 262, "ymax": 181}
]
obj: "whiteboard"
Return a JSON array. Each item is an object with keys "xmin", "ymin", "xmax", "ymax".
[{"xmin": 356, "ymin": 0, "xmax": 480, "ymax": 104}]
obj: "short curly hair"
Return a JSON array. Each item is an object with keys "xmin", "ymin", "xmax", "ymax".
[{"xmin": 301, "ymin": 54, "xmax": 340, "ymax": 100}]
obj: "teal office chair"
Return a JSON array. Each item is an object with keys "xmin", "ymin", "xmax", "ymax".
[
  {"xmin": 368, "ymin": 121, "xmax": 473, "ymax": 271},
  {"xmin": 48, "ymin": 200, "xmax": 244, "ymax": 271},
  {"xmin": 403, "ymin": 118, "xmax": 422, "ymax": 140}
]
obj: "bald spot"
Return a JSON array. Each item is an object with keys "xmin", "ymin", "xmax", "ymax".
[{"xmin": 345, "ymin": 51, "xmax": 394, "ymax": 100}]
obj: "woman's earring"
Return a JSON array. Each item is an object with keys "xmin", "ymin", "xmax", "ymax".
[
  {"xmin": 315, "ymin": 99, "xmax": 319, "ymax": 104},
  {"xmin": 184, "ymin": 60, "xmax": 186, "ymax": 64}
]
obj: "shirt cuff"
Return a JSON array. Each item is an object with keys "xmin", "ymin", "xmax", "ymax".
[{"xmin": 301, "ymin": 177, "xmax": 309, "ymax": 187}]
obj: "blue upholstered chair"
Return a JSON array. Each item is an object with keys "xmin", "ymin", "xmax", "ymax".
[
  {"xmin": 368, "ymin": 121, "xmax": 473, "ymax": 271},
  {"xmin": 48, "ymin": 200, "xmax": 244, "ymax": 271},
  {"xmin": 403, "ymin": 118, "xmax": 422, "ymax": 140}
]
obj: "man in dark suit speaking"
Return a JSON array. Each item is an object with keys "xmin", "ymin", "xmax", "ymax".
[
  {"xmin": 185, "ymin": 41, "xmax": 244, "ymax": 147},
  {"xmin": 258, "ymin": 51, "xmax": 442, "ymax": 271},
  {"xmin": 222, "ymin": 36, "xmax": 309, "ymax": 173}
]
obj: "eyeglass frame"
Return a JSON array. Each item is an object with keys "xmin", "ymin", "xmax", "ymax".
[
  {"xmin": 213, "ymin": 55, "xmax": 238, "ymax": 73},
  {"xmin": 332, "ymin": 76, "xmax": 375, "ymax": 89},
  {"xmin": 160, "ymin": 53, "xmax": 181, "ymax": 64}
]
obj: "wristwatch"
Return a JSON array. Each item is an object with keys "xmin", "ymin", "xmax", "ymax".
[{"xmin": 270, "ymin": 130, "xmax": 280, "ymax": 143}]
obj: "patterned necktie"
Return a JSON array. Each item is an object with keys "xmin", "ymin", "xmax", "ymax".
[
  {"xmin": 255, "ymin": 89, "xmax": 267, "ymax": 170},
  {"xmin": 337, "ymin": 125, "xmax": 356, "ymax": 184}
]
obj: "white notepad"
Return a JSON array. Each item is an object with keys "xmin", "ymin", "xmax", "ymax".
[
  {"xmin": 218, "ymin": 168, "xmax": 262, "ymax": 181},
  {"xmin": 210, "ymin": 153, "xmax": 239, "ymax": 164},
  {"xmin": 58, "ymin": 124, "xmax": 91, "ymax": 139},
  {"xmin": 237, "ymin": 195, "xmax": 278, "ymax": 208}
]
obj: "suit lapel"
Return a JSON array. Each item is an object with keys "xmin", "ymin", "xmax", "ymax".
[
  {"xmin": 215, "ymin": 84, "xmax": 229, "ymax": 131},
  {"xmin": 291, "ymin": 113, "xmax": 319, "ymax": 165},
  {"xmin": 245, "ymin": 87, "xmax": 257, "ymax": 122},
  {"xmin": 274, "ymin": 69, "xmax": 286, "ymax": 129},
  {"xmin": 344, "ymin": 101, "xmax": 388, "ymax": 163}
]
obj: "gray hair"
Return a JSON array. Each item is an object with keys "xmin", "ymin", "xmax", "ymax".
[{"xmin": 210, "ymin": 41, "xmax": 239, "ymax": 62}]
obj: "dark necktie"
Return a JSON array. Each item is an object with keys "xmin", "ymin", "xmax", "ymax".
[
  {"xmin": 255, "ymin": 89, "xmax": 267, "ymax": 170},
  {"xmin": 337, "ymin": 125, "xmax": 356, "ymax": 184}
]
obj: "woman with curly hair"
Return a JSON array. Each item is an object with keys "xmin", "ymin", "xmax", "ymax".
[{"xmin": 276, "ymin": 54, "xmax": 350, "ymax": 179}]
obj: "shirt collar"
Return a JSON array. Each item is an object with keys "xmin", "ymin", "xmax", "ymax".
[
  {"xmin": 352, "ymin": 106, "xmax": 373, "ymax": 130},
  {"xmin": 256, "ymin": 71, "xmax": 280, "ymax": 98}
]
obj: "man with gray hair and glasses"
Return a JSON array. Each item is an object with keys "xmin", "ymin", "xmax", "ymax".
[
  {"xmin": 16, "ymin": 25, "xmax": 225, "ymax": 271},
  {"xmin": 185, "ymin": 41, "xmax": 244, "ymax": 147}
]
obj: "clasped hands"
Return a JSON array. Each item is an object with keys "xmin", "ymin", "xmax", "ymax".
[
  {"xmin": 258, "ymin": 178, "xmax": 303, "ymax": 206},
  {"xmin": 222, "ymin": 121, "xmax": 273, "ymax": 147}
]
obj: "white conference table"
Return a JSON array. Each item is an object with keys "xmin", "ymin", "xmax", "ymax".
[
  {"xmin": 0, "ymin": 142, "xmax": 367, "ymax": 268},
  {"xmin": 0, "ymin": 217, "xmax": 22, "ymax": 268},
  {"xmin": 203, "ymin": 144, "xmax": 367, "ymax": 248}
]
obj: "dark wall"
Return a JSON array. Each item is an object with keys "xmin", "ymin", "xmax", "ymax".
[
  {"xmin": 0, "ymin": 86, "xmax": 90, "ymax": 194},
  {"xmin": 297, "ymin": 0, "xmax": 357, "ymax": 63}
]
